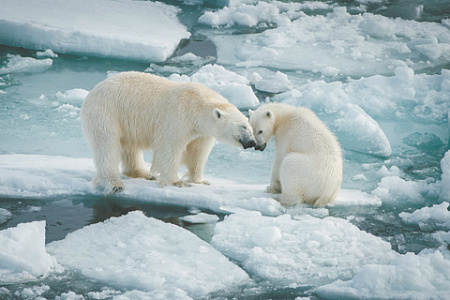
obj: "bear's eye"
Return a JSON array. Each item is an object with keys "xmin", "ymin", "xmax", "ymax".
[{"xmin": 258, "ymin": 130, "xmax": 263, "ymax": 135}]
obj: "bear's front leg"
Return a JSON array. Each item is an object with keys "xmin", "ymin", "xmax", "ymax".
[
  {"xmin": 182, "ymin": 136, "xmax": 215, "ymax": 185},
  {"xmin": 266, "ymin": 152, "xmax": 283, "ymax": 194},
  {"xmin": 152, "ymin": 144, "xmax": 190, "ymax": 187}
]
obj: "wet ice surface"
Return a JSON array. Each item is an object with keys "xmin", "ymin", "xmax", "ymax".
[{"xmin": 1, "ymin": 0, "xmax": 450, "ymax": 299}]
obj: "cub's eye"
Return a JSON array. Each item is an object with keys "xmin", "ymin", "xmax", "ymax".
[{"xmin": 258, "ymin": 130, "xmax": 263, "ymax": 135}]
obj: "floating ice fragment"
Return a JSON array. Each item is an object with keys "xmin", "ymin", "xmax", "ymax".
[
  {"xmin": 180, "ymin": 212, "xmax": 219, "ymax": 224},
  {"xmin": 329, "ymin": 103, "xmax": 392, "ymax": 157},
  {"xmin": 55, "ymin": 89, "xmax": 89, "ymax": 105},
  {"xmin": 36, "ymin": 49, "xmax": 58, "ymax": 58},
  {"xmin": 400, "ymin": 202, "xmax": 450, "ymax": 231},
  {"xmin": 0, "ymin": 54, "xmax": 52, "ymax": 75},
  {"xmin": 0, "ymin": 208, "xmax": 12, "ymax": 225},
  {"xmin": 0, "ymin": 221, "xmax": 60, "ymax": 283},
  {"xmin": 170, "ymin": 64, "xmax": 259, "ymax": 108},
  {"xmin": 47, "ymin": 211, "xmax": 250, "ymax": 298}
]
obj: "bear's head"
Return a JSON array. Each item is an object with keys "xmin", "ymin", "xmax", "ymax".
[
  {"xmin": 248, "ymin": 108, "xmax": 275, "ymax": 151},
  {"xmin": 212, "ymin": 106, "xmax": 256, "ymax": 149}
]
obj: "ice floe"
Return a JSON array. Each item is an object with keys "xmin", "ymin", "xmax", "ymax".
[
  {"xmin": 0, "ymin": 221, "xmax": 60, "ymax": 284},
  {"xmin": 400, "ymin": 202, "xmax": 450, "ymax": 231},
  {"xmin": 46, "ymin": 211, "xmax": 250, "ymax": 298},
  {"xmin": 0, "ymin": 154, "xmax": 381, "ymax": 217},
  {"xmin": 0, "ymin": 54, "xmax": 52, "ymax": 75},
  {"xmin": 170, "ymin": 64, "xmax": 259, "ymax": 108},
  {"xmin": 317, "ymin": 250, "xmax": 450, "ymax": 300},
  {"xmin": 0, "ymin": 0, "xmax": 190, "ymax": 62},
  {"xmin": 211, "ymin": 210, "xmax": 397, "ymax": 286}
]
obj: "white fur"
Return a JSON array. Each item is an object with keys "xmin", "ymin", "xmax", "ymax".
[
  {"xmin": 249, "ymin": 103, "xmax": 342, "ymax": 207},
  {"xmin": 81, "ymin": 71, "xmax": 255, "ymax": 193}
]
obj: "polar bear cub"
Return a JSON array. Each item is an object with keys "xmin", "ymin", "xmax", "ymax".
[
  {"xmin": 81, "ymin": 72, "xmax": 255, "ymax": 193},
  {"xmin": 249, "ymin": 103, "xmax": 342, "ymax": 207}
]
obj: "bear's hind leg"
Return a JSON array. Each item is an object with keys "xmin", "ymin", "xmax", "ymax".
[
  {"xmin": 182, "ymin": 136, "xmax": 215, "ymax": 185},
  {"xmin": 121, "ymin": 148, "xmax": 150, "ymax": 179},
  {"xmin": 91, "ymin": 136, "xmax": 124, "ymax": 193}
]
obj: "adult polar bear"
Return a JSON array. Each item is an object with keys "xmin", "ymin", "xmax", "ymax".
[
  {"xmin": 81, "ymin": 72, "xmax": 256, "ymax": 193},
  {"xmin": 249, "ymin": 103, "xmax": 342, "ymax": 207}
]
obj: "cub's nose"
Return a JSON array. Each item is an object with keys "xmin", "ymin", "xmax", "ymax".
[
  {"xmin": 241, "ymin": 139, "xmax": 256, "ymax": 149},
  {"xmin": 255, "ymin": 143, "xmax": 266, "ymax": 151}
]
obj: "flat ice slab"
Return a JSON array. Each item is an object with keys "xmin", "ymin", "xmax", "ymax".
[
  {"xmin": 0, "ymin": 154, "xmax": 381, "ymax": 216},
  {"xmin": 0, "ymin": 0, "xmax": 190, "ymax": 62},
  {"xmin": 47, "ymin": 211, "xmax": 250, "ymax": 298}
]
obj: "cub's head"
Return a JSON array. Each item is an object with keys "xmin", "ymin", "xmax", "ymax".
[
  {"xmin": 248, "ymin": 107, "xmax": 275, "ymax": 151},
  {"xmin": 212, "ymin": 106, "xmax": 256, "ymax": 149}
]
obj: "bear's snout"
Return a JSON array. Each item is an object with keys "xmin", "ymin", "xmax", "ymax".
[
  {"xmin": 255, "ymin": 143, "xmax": 266, "ymax": 151},
  {"xmin": 240, "ymin": 138, "xmax": 256, "ymax": 149}
]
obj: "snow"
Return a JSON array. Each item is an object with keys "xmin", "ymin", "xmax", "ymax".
[
  {"xmin": 400, "ymin": 202, "xmax": 450, "ymax": 231},
  {"xmin": 46, "ymin": 211, "xmax": 250, "ymax": 298},
  {"xmin": 0, "ymin": 221, "xmax": 60, "ymax": 283},
  {"xmin": 317, "ymin": 250, "xmax": 450, "ymax": 300},
  {"xmin": 211, "ymin": 210, "xmax": 396, "ymax": 286},
  {"xmin": 169, "ymin": 64, "xmax": 259, "ymax": 108},
  {"xmin": 0, "ymin": 0, "xmax": 190, "ymax": 62},
  {"xmin": 212, "ymin": 7, "xmax": 450, "ymax": 76},
  {"xmin": 0, "ymin": 54, "xmax": 52, "ymax": 75},
  {"xmin": 54, "ymin": 89, "xmax": 89, "ymax": 105}
]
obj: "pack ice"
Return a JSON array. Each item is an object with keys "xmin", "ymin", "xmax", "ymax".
[
  {"xmin": 0, "ymin": 0, "xmax": 190, "ymax": 61},
  {"xmin": 45, "ymin": 211, "xmax": 250, "ymax": 298}
]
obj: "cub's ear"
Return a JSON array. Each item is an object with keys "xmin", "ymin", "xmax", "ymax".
[
  {"xmin": 266, "ymin": 110, "xmax": 273, "ymax": 118},
  {"xmin": 214, "ymin": 108, "xmax": 225, "ymax": 120},
  {"xmin": 248, "ymin": 109, "xmax": 254, "ymax": 117}
]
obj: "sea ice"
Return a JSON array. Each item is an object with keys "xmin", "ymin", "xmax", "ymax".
[
  {"xmin": 0, "ymin": 0, "xmax": 190, "ymax": 62},
  {"xmin": 400, "ymin": 202, "xmax": 450, "ymax": 231},
  {"xmin": 199, "ymin": 1, "xmax": 330, "ymax": 27},
  {"xmin": 0, "ymin": 54, "xmax": 52, "ymax": 75},
  {"xmin": 0, "ymin": 221, "xmax": 60, "ymax": 283},
  {"xmin": 46, "ymin": 211, "xmax": 250, "ymax": 298},
  {"xmin": 317, "ymin": 250, "xmax": 450, "ymax": 300},
  {"xmin": 211, "ymin": 210, "xmax": 396, "ymax": 287},
  {"xmin": 170, "ymin": 64, "xmax": 259, "ymax": 108},
  {"xmin": 180, "ymin": 212, "xmax": 220, "ymax": 224},
  {"xmin": 0, "ymin": 154, "xmax": 384, "ymax": 216},
  {"xmin": 211, "ymin": 7, "xmax": 450, "ymax": 76},
  {"xmin": 0, "ymin": 208, "xmax": 12, "ymax": 225}
]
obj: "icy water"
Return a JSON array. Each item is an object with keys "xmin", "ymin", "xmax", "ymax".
[{"xmin": 1, "ymin": 0, "xmax": 450, "ymax": 299}]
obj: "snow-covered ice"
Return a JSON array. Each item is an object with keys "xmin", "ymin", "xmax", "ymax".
[
  {"xmin": 0, "ymin": 54, "xmax": 52, "ymax": 75},
  {"xmin": 212, "ymin": 7, "xmax": 450, "ymax": 76},
  {"xmin": 0, "ymin": 0, "xmax": 190, "ymax": 62},
  {"xmin": 317, "ymin": 250, "xmax": 450, "ymax": 300},
  {"xmin": 0, "ymin": 221, "xmax": 60, "ymax": 283},
  {"xmin": 400, "ymin": 202, "xmax": 450, "ymax": 231},
  {"xmin": 0, "ymin": 0, "xmax": 449, "ymax": 298},
  {"xmin": 47, "ymin": 211, "xmax": 250, "ymax": 298},
  {"xmin": 170, "ymin": 64, "xmax": 259, "ymax": 108},
  {"xmin": 211, "ymin": 210, "xmax": 396, "ymax": 286}
]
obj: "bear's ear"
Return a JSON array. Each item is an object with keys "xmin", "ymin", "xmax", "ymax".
[
  {"xmin": 214, "ymin": 108, "xmax": 224, "ymax": 120},
  {"xmin": 266, "ymin": 110, "xmax": 273, "ymax": 118},
  {"xmin": 248, "ymin": 109, "xmax": 254, "ymax": 117}
]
